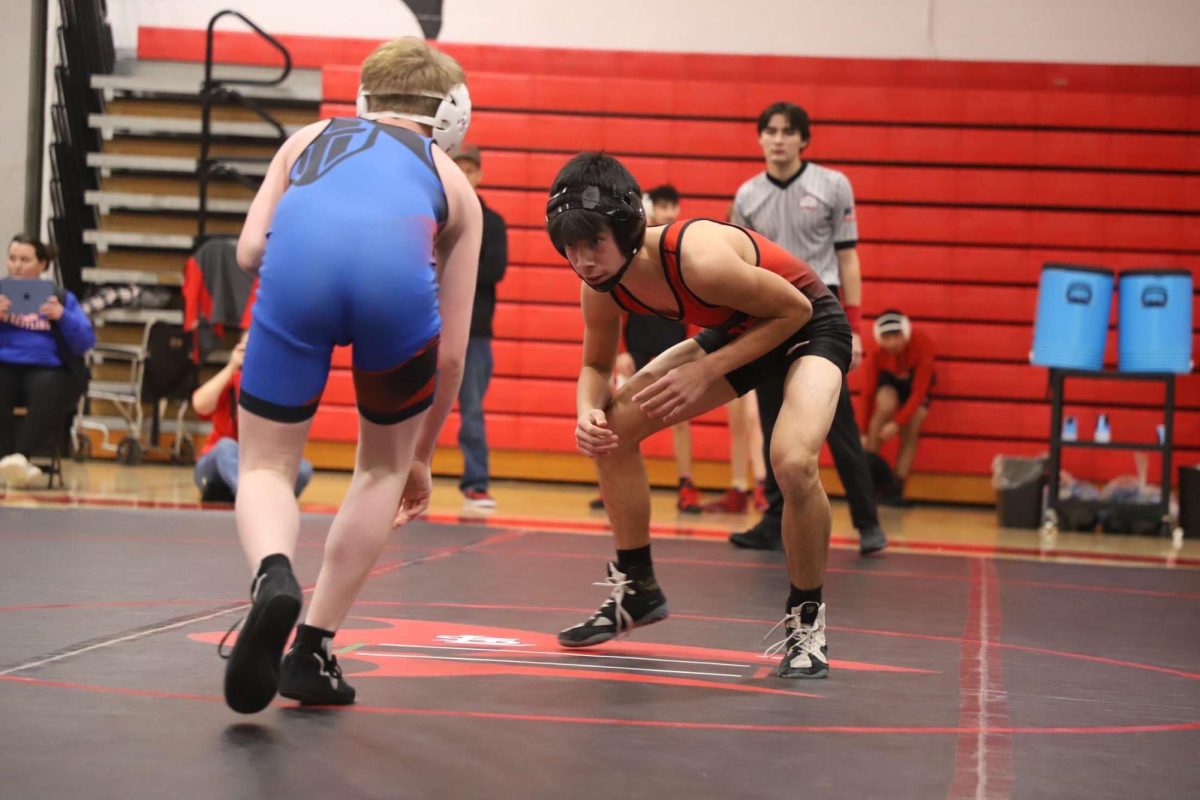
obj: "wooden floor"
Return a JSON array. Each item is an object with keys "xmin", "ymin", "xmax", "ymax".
[{"xmin": 1, "ymin": 461, "xmax": 1194, "ymax": 568}]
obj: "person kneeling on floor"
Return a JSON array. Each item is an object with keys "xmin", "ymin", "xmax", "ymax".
[
  {"xmin": 858, "ymin": 309, "xmax": 935, "ymax": 507},
  {"xmin": 192, "ymin": 330, "xmax": 314, "ymax": 502}
]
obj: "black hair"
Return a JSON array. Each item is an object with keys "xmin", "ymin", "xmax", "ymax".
[
  {"xmin": 547, "ymin": 152, "xmax": 642, "ymax": 253},
  {"xmin": 756, "ymin": 102, "xmax": 811, "ymax": 140},
  {"xmin": 646, "ymin": 184, "xmax": 680, "ymax": 205},
  {"xmin": 547, "ymin": 206, "xmax": 610, "ymax": 254},
  {"xmin": 9, "ymin": 233, "xmax": 57, "ymax": 264}
]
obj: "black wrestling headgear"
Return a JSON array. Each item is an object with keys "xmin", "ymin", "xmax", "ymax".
[{"xmin": 546, "ymin": 184, "xmax": 647, "ymax": 293}]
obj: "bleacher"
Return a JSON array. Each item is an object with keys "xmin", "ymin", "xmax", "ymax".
[{"xmin": 88, "ymin": 25, "xmax": 1199, "ymax": 501}]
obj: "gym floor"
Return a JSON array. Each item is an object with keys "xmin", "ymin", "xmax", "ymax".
[{"xmin": 1, "ymin": 465, "xmax": 1197, "ymax": 798}]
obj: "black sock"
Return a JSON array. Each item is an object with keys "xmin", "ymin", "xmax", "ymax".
[
  {"xmin": 678, "ymin": 476, "xmax": 693, "ymax": 487},
  {"xmin": 294, "ymin": 623, "xmax": 335, "ymax": 653},
  {"xmin": 257, "ymin": 553, "xmax": 291, "ymax": 576},
  {"xmin": 787, "ymin": 585, "xmax": 823, "ymax": 622},
  {"xmin": 616, "ymin": 544, "xmax": 653, "ymax": 575}
]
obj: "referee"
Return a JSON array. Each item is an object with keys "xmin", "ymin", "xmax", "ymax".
[{"xmin": 729, "ymin": 101, "xmax": 888, "ymax": 556}]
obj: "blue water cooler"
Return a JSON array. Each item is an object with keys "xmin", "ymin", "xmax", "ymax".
[
  {"xmin": 1030, "ymin": 264, "xmax": 1114, "ymax": 370},
  {"xmin": 1117, "ymin": 269, "xmax": 1194, "ymax": 373}
]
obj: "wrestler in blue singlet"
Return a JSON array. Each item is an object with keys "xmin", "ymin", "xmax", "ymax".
[{"xmin": 240, "ymin": 117, "xmax": 447, "ymax": 424}]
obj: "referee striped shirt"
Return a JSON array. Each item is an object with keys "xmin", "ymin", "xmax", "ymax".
[{"xmin": 731, "ymin": 162, "xmax": 858, "ymax": 288}]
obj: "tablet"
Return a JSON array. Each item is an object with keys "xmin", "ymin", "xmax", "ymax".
[{"xmin": 1, "ymin": 278, "xmax": 55, "ymax": 316}]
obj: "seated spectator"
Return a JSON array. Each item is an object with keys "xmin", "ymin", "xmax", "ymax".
[
  {"xmin": 859, "ymin": 309, "xmax": 935, "ymax": 506},
  {"xmin": 0, "ymin": 234, "xmax": 94, "ymax": 488},
  {"xmin": 192, "ymin": 331, "xmax": 313, "ymax": 501}
]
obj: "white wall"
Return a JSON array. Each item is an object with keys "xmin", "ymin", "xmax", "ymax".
[
  {"xmin": 107, "ymin": 0, "xmax": 1200, "ymax": 66},
  {"xmin": 1, "ymin": 0, "xmax": 35, "ymax": 258}
]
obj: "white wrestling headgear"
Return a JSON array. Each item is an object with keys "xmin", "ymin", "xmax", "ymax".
[
  {"xmin": 873, "ymin": 309, "xmax": 912, "ymax": 344},
  {"xmin": 356, "ymin": 83, "xmax": 472, "ymax": 156}
]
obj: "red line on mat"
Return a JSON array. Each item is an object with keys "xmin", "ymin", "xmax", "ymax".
[
  {"xmin": 3, "ymin": 674, "xmax": 1198, "ymax": 736},
  {"xmin": 10, "ymin": 495, "xmax": 1198, "ymax": 568}
]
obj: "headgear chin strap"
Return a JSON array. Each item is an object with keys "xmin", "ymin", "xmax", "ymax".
[
  {"xmin": 546, "ymin": 185, "xmax": 646, "ymax": 294},
  {"xmin": 873, "ymin": 310, "xmax": 912, "ymax": 344},
  {"xmin": 356, "ymin": 84, "xmax": 472, "ymax": 156}
]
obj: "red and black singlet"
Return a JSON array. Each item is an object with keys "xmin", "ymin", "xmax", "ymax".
[{"xmin": 611, "ymin": 219, "xmax": 833, "ymax": 335}]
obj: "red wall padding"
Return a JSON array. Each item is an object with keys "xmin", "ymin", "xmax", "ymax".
[
  {"xmin": 140, "ymin": 28, "xmax": 1200, "ymax": 481},
  {"xmin": 141, "ymin": 28, "xmax": 1200, "ymax": 96}
]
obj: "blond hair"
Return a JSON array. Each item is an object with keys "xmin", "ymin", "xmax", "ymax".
[{"xmin": 360, "ymin": 38, "xmax": 465, "ymax": 118}]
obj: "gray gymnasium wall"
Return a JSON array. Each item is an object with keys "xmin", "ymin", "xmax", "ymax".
[{"xmin": 1, "ymin": 0, "xmax": 38, "ymax": 264}]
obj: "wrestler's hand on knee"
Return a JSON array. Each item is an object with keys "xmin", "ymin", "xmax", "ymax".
[
  {"xmin": 393, "ymin": 461, "xmax": 433, "ymax": 527},
  {"xmin": 633, "ymin": 362, "xmax": 713, "ymax": 422},
  {"xmin": 576, "ymin": 409, "xmax": 618, "ymax": 457}
]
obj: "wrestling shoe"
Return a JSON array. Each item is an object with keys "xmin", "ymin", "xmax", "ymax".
[
  {"xmin": 558, "ymin": 562, "xmax": 669, "ymax": 648},
  {"xmin": 752, "ymin": 480, "xmax": 769, "ymax": 512},
  {"xmin": 764, "ymin": 602, "xmax": 829, "ymax": 679},
  {"xmin": 702, "ymin": 488, "xmax": 749, "ymax": 513},
  {"xmin": 219, "ymin": 558, "xmax": 302, "ymax": 714},
  {"xmin": 279, "ymin": 632, "xmax": 357, "ymax": 706},
  {"xmin": 676, "ymin": 478, "xmax": 702, "ymax": 513}
]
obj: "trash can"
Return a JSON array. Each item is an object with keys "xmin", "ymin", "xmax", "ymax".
[
  {"xmin": 993, "ymin": 455, "xmax": 1046, "ymax": 529},
  {"xmin": 1180, "ymin": 466, "xmax": 1200, "ymax": 539}
]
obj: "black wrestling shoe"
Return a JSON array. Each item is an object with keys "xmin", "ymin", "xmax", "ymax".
[
  {"xmin": 557, "ymin": 562, "xmax": 669, "ymax": 648},
  {"xmin": 858, "ymin": 524, "xmax": 889, "ymax": 556},
  {"xmin": 764, "ymin": 602, "xmax": 829, "ymax": 679},
  {"xmin": 279, "ymin": 636, "xmax": 357, "ymax": 706},
  {"xmin": 728, "ymin": 518, "xmax": 783, "ymax": 551},
  {"xmin": 220, "ymin": 561, "xmax": 302, "ymax": 714}
]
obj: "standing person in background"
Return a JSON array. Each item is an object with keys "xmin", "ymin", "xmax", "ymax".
[
  {"xmin": 703, "ymin": 391, "xmax": 769, "ymax": 513},
  {"xmin": 0, "ymin": 235, "xmax": 94, "ymax": 489},
  {"xmin": 592, "ymin": 184, "xmax": 702, "ymax": 513},
  {"xmin": 452, "ymin": 144, "xmax": 508, "ymax": 510},
  {"xmin": 730, "ymin": 102, "xmax": 888, "ymax": 556},
  {"xmin": 704, "ymin": 203, "xmax": 769, "ymax": 514},
  {"xmin": 859, "ymin": 309, "xmax": 935, "ymax": 507}
]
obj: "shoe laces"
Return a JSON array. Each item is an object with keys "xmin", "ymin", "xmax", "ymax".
[
  {"xmin": 218, "ymin": 616, "xmax": 243, "ymax": 660},
  {"xmin": 312, "ymin": 641, "xmax": 344, "ymax": 686},
  {"xmin": 761, "ymin": 604, "xmax": 820, "ymax": 659},
  {"xmin": 217, "ymin": 572, "xmax": 265, "ymax": 659},
  {"xmin": 590, "ymin": 572, "xmax": 635, "ymax": 639},
  {"xmin": 324, "ymin": 653, "xmax": 344, "ymax": 681}
]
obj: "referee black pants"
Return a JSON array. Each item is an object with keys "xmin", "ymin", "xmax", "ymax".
[{"xmin": 754, "ymin": 291, "xmax": 880, "ymax": 534}]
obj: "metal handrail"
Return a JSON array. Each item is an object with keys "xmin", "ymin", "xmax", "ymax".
[
  {"xmin": 203, "ymin": 10, "xmax": 292, "ymax": 90},
  {"xmin": 208, "ymin": 85, "xmax": 287, "ymax": 138},
  {"xmin": 197, "ymin": 10, "xmax": 292, "ymax": 241}
]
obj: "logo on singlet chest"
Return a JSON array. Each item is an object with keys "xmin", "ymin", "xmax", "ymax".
[{"xmin": 290, "ymin": 121, "xmax": 381, "ymax": 186}]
